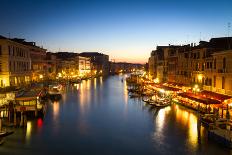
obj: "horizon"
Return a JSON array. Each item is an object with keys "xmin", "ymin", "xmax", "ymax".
[{"xmin": 1, "ymin": 0, "xmax": 232, "ymax": 63}]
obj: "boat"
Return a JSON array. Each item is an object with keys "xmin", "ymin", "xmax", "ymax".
[
  {"xmin": 200, "ymin": 114, "xmax": 214, "ymax": 128},
  {"xmin": 48, "ymin": 85, "xmax": 62, "ymax": 101},
  {"xmin": 129, "ymin": 93, "xmax": 140, "ymax": 98},
  {"xmin": 142, "ymin": 98, "xmax": 156, "ymax": 104},
  {"xmin": 154, "ymin": 100, "xmax": 171, "ymax": 108},
  {"xmin": 208, "ymin": 120, "xmax": 232, "ymax": 148},
  {"xmin": 0, "ymin": 131, "xmax": 14, "ymax": 145}
]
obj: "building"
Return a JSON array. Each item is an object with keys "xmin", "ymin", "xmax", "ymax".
[
  {"xmin": 109, "ymin": 62, "xmax": 142, "ymax": 74},
  {"xmin": 149, "ymin": 37, "xmax": 232, "ymax": 96},
  {"xmin": 79, "ymin": 52, "xmax": 109, "ymax": 75},
  {"xmin": 77, "ymin": 56, "xmax": 91, "ymax": 77},
  {"xmin": 54, "ymin": 52, "xmax": 91, "ymax": 79},
  {"xmin": 46, "ymin": 52, "xmax": 57, "ymax": 80},
  {"xmin": 0, "ymin": 36, "xmax": 31, "ymax": 87}
]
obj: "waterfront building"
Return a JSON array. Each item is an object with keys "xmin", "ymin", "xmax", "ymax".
[
  {"xmin": 148, "ymin": 51, "xmax": 156, "ymax": 78},
  {"xmin": 14, "ymin": 40, "xmax": 47, "ymax": 82},
  {"xmin": 76, "ymin": 56, "xmax": 91, "ymax": 77},
  {"xmin": 55, "ymin": 53, "xmax": 91, "ymax": 79},
  {"xmin": 210, "ymin": 50, "xmax": 232, "ymax": 95},
  {"xmin": 148, "ymin": 37, "xmax": 232, "ymax": 96},
  {"xmin": 46, "ymin": 52, "xmax": 57, "ymax": 80},
  {"xmin": 79, "ymin": 52, "xmax": 109, "ymax": 75},
  {"xmin": 0, "ymin": 36, "xmax": 31, "ymax": 87},
  {"xmin": 109, "ymin": 62, "xmax": 142, "ymax": 74}
]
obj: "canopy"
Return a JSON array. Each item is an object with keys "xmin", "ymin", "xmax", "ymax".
[
  {"xmin": 178, "ymin": 92, "xmax": 221, "ymax": 105},
  {"xmin": 201, "ymin": 90, "xmax": 231, "ymax": 102},
  {"xmin": 15, "ymin": 90, "xmax": 42, "ymax": 101}
]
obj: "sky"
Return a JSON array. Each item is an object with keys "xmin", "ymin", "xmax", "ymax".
[{"xmin": 1, "ymin": 0, "xmax": 232, "ymax": 63}]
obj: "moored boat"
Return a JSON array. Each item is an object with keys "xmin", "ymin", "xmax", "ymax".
[
  {"xmin": 142, "ymin": 98, "xmax": 156, "ymax": 104},
  {"xmin": 129, "ymin": 93, "xmax": 140, "ymax": 98},
  {"xmin": 200, "ymin": 114, "xmax": 214, "ymax": 128},
  {"xmin": 0, "ymin": 131, "xmax": 14, "ymax": 145},
  {"xmin": 208, "ymin": 120, "xmax": 232, "ymax": 148},
  {"xmin": 154, "ymin": 101, "xmax": 171, "ymax": 108},
  {"xmin": 48, "ymin": 84, "xmax": 62, "ymax": 101}
]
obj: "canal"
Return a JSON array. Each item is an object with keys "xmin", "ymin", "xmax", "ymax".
[{"xmin": 0, "ymin": 75, "xmax": 231, "ymax": 155}]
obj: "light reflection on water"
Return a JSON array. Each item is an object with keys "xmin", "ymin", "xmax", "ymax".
[
  {"xmin": 174, "ymin": 104, "xmax": 200, "ymax": 150},
  {"xmin": 26, "ymin": 121, "xmax": 32, "ymax": 142},
  {"xmin": 53, "ymin": 101, "xmax": 60, "ymax": 120}
]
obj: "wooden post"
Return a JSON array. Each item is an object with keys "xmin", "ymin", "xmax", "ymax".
[
  {"xmin": 14, "ymin": 110, "xmax": 17, "ymax": 127},
  {"xmin": 20, "ymin": 111, "xmax": 23, "ymax": 127},
  {"xmin": 0, "ymin": 118, "xmax": 2, "ymax": 131},
  {"xmin": 24, "ymin": 115, "xmax": 27, "ymax": 126},
  {"xmin": 35, "ymin": 100, "xmax": 38, "ymax": 117},
  {"xmin": 222, "ymin": 109, "xmax": 224, "ymax": 118}
]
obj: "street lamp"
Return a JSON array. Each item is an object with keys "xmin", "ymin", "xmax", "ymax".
[{"xmin": 193, "ymin": 84, "xmax": 200, "ymax": 94}]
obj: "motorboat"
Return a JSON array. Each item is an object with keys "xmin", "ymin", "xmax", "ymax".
[
  {"xmin": 208, "ymin": 120, "xmax": 232, "ymax": 148},
  {"xmin": 48, "ymin": 84, "xmax": 62, "ymax": 101},
  {"xmin": 129, "ymin": 93, "xmax": 140, "ymax": 98},
  {"xmin": 200, "ymin": 114, "xmax": 215, "ymax": 128},
  {"xmin": 154, "ymin": 100, "xmax": 171, "ymax": 108},
  {"xmin": 142, "ymin": 98, "xmax": 156, "ymax": 104},
  {"xmin": 0, "ymin": 131, "xmax": 14, "ymax": 145}
]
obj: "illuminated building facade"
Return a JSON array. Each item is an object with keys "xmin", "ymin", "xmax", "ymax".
[
  {"xmin": 56, "ymin": 54, "xmax": 91, "ymax": 79},
  {"xmin": 148, "ymin": 37, "xmax": 232, "ymax": 95},
  {"xmin": 0, "ymin": 36, "xmax": 31, "ymax": 87},
  {"xmin": 79, "ymin": 52, "xmax": 109, "ymax": 75}
]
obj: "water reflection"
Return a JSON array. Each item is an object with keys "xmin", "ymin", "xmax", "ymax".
[
  {"xmin": 26, "ymin": 121, "xmax": 32, "ymax": 142},
  {"xmin": 53, "ymin": 101, "xmax": 60, "ymax": 121},
  {"xmin": 153, "ymin": 107, "xmax": 171, "ymax": 145}
]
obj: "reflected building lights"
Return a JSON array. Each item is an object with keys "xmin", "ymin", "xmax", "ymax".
[
  {"xmin": 100, "ymin": 76, "xmax": 103, "ymax": 85},
  {"xmin": 26, "ymin": 121, "xmax": 32, "ymax": 141},
  {"xmin": 53, "ymin": 101, "xmax": 60, "ymax": 120},
  {"xmin": 94, "ymin": 78, "xmax": 97, "ymax": 90},
  {"xmin": 174, "ymin": 104, "xmax": 199, "ymax": 149}
]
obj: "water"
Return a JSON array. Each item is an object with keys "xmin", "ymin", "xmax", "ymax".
[{"xmin": 0, "ymin": 75, "xmax": 231, "ymax": 155}]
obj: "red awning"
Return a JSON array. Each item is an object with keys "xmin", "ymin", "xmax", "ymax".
[
  {"xmin": 178, "ymin": 92, "xmax": 221, "ymax": 105},
  {"xmin": 201, "ymin": 90, "xmax": 231, "ymax": 102}
]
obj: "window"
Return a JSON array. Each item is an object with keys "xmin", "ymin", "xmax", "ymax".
[
  {"xmin": 210, "ymin": 62, "xmax": 212, "ymax": 69},
  {"xmin": 222, "ymin": 77, "xmax": 225, "ymax": 89},
  {"xmin": 214, "ymin": 59, "xmax": 216, "ymax": 69},
  {"xmin": 9, "ymin": 61, "xmax": 11, "ymax": 72},
  {"xmin": 223, "ymin": 57, "xmax": 226, "ymax": 69},
  {"xmin": 213, "ymin": 76, "xmax": 216, "ymax": 87}
]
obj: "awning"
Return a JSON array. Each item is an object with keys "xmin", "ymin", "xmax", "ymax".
[
  {"xmin": 201, "ymin": 90, "xmax": 231, "ymax": 102},
  {"xmin": 15, "ymin": 90, "xmax": 42, "ymax": 101},
  {"xmin": 178, "ymin": 92, "xmax": 221, "ymax": 105}
]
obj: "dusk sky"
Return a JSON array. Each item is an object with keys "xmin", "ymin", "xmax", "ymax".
[{"xmin": 1, "ymin": 0, "xmax": 232, "ymax": 63}]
